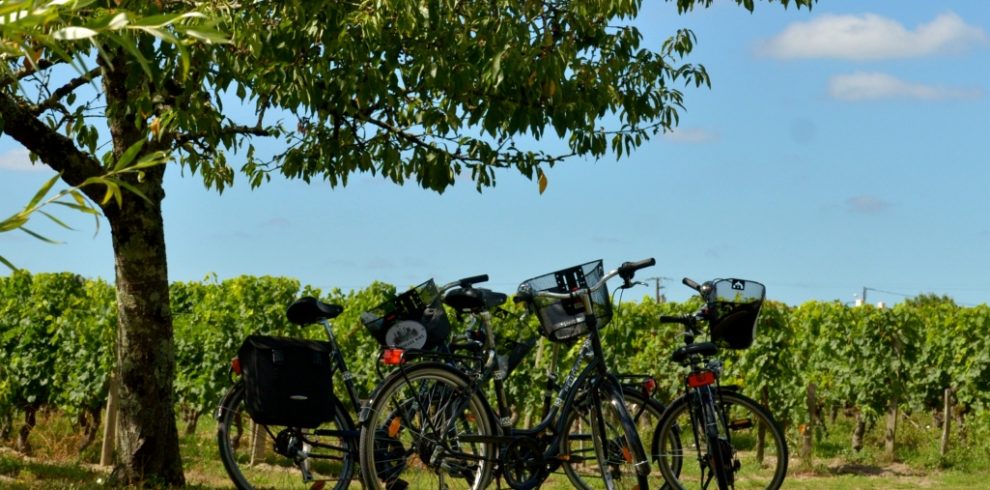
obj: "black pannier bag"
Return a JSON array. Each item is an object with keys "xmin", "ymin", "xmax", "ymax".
[{"xmin": 238, "ymin": 335, "xmax": 334, "ymax": 428}]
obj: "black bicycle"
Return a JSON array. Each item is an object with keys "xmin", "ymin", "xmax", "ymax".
[
  {"xmin": 652, "ymin": 277, "xmax": 788, "ymax": 490},
  {"xmin": 358, "ymin": 258, "xmax": 657, "ymax": 490},
  {"xmin": 214, "ymin": 275, "xmax": 490, "ymax": 490}
]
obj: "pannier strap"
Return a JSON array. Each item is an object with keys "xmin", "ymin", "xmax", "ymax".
[{"xmin": 286, "ymin": 296, "xmax": 344, "ymax": 325}]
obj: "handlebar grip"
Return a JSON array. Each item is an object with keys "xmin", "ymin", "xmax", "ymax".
[
  {"xmin": 513, "ymin": 292, "xmax": 533, "ymax": 304},
  {"xmin": 618, "ymin": 257, "xmax": 656, "ymax": 279},
  {"xmin": 682, "ymin": 277, "xmax": 701, "ymax": 291},
  {"xmin": 458, "ymin": 274, "xmax": 489, "ymax": 287},
  {"xmin": 659, "ymin": 315, "xmax": 692, "ymax": 325}
]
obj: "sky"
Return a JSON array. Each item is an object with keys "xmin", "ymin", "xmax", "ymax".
[{"xmin": 2, "ymin": 1, "xmax": 989, "ymax": 307}]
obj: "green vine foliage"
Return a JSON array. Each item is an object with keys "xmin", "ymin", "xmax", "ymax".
[{"xmin": 1, "ymin": 270, "xmax": 989, "ymax": 455}]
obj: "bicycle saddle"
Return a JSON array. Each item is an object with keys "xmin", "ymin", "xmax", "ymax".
[
  {"xmin": 443, "ymin": 287, "xmax": 507, "ymax": 313},
  {"xmin": 285, "ymin": 296, "xmax": 344, "ymax": 325},
  {"xmin": 671, "ymin": 342, "xmax": 718, "ymax": 364}
]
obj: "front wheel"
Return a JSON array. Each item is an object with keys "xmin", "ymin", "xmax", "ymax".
[
  {"xmin": 216, "ymin": 380, "xmax": 356, "ymax": 490},
  {"xmin": 654, "ymin": 389, "xmax": 788, "ymax": 490},
  {"xmin": 563, "ymin": 386, "xmax": 676, "ymax": 490},
  {"xmin": 572, "ymin": 378, "xmax": 652, "ymax": 490}
]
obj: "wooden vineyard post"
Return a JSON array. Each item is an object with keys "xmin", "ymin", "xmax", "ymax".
[
  {"xmin": 800, "ymin": 383, "xmax": 817, "ymax": 467},
  {"xmin": 885, "ymin": 394, "xmax": 899, "ymax": 458},
  {"xmin": 940, "ymin": 388, "xmax": 954, "ymax": 457},
  {"xmin": 250, "ymin": 422, "xmax": 266, "ymax": 464},
  {"xmin": 100, "ymin": 376, "xmax": 118, "ymax": 467}
]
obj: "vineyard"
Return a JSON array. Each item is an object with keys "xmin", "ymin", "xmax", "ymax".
[{"xmin": 1, "ymin": 271, "xmax": 989, "ymax": 475}]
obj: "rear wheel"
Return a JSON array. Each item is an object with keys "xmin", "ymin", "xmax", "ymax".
[
  {"xmin": 654, "ymin": 390, "xmax": 788, "ymax": 490},
  {"xmin": 216, "ymin": 381, "xmax": 355, "ymax": 490},
  {"xmin": 359, "ymin": 364, "xmax": 496, "ymax": 490}
]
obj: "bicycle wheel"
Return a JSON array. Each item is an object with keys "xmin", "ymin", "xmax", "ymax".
[
  {"xmin": 562, "ymin": 378, "xmax": 650, "ymax": 490},
  {"xmin": 654, "ymin": 389, "xmax": 788, "ymax": 490},
  {"xmin": 359, "ymin": 363, "xmax": 496, "ymax": 490},
  {"xmin": 216, "ymin": 381, "xmax": 356, "ymax": 490},
  {"xmin": 563, "ymin": 386, "xmax": 675, "ymax": 489}
]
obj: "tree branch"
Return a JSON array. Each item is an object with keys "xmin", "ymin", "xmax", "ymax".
[
  {"xmin": 0, "ymin": 59, "xmax": 60, "ymax": 90},
  {"xmin": 0, "ymin": 92, "xmax": 106, "ymax": 203},
  {"xmin": 31, "ymin": 67, "xmax": 102, "ymax": 115},
  {"xmin": 172, "ymin": 124, "xmax": 274, "ymax": 147}
]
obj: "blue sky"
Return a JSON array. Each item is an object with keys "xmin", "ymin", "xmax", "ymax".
[{"xmin": 2, "ymin": 1, "xmax": 988, "ymax": 306}]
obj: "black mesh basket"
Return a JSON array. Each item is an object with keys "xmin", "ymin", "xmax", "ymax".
[
  {"xmin": 361, "ymin": 279, "xmax": 451, "ymax": 350},
  {"xmin": 706, "ymin": 278, "xmax": 766, "ymax": 350},
  {"xmin": 518, "ymin": 260, "xmax": 612, "ymax": 342}
]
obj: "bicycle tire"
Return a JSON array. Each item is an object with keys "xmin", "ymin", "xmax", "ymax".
[
  {"xmin": 563, "ymin": 386, "xmax": 678, "ymax": 489},
  {"xmin": 216, "ymin": 380, "xmax": 356, "ymax": 490},
  {"xmin": 654, "ymin": 389, "xmax": 788, "ymax": 490},
  {"xmin": 577, "ymin": 377, "xmax": 652, "ymax": 490},
  {"xmin": 358, "ymin": 363, "xmax": 496, "ymax": 490}
]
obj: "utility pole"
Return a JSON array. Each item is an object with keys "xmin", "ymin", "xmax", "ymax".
[{"xmin": 644, "ymin": 277, "xmax": 669, "ymax": 303}]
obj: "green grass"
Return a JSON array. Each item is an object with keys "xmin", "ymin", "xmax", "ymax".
[{"xmin": 2, "ymin": 408, "xmax": 989, "ymax": 488}]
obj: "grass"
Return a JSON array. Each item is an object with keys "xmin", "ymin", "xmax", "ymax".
[{"xmin": 1, "ymin": 408, "xmax": 989, "ymax": 488}]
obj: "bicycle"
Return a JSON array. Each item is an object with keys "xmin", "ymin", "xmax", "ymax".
[
  {"xmin": 358, "ymin": 258, "xmax": 657, "ymax": 490},
  {"xmin": 214, "ymin": 275, "xmax": 491, "ymax": 490},
  {"xmin": 652, "ymin": 277, "xmax": 788, "ymax": 490}
]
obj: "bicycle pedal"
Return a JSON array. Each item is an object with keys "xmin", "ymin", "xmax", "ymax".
[{"xmin": 309, "ymin": 481, "xmax": 326, "ymax": 490}]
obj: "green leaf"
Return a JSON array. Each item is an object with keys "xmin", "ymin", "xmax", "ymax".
[
  {"xmin": 0, "ymin": 254, "xmax": 17, "ymax": 271},
  {"xmin": 26, "ymin": 174, "xmax": 61, "ymax": 212},
  {"xmin": 113, "ymin": 139, "xmax": 145, "ymax": 171},
  {"xmin": 19, "ymin": 226, "xmax": 59, "ymax": 244}
]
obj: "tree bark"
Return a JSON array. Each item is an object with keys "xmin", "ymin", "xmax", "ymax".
[
  {"xmin": 103, "ymin": 174, "xmax": 184, "ymax": 485},
  {"xmin": 100, "ymin": 46, "xmax": 184, "ymax": 486}
]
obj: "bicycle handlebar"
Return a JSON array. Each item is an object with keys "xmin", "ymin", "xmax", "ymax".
[
  {"xmin": 618, "ymin": 258, "xmax": 656, "ymax": 280},
  {"xmin": 524, "ymin": 257, "xmax": 655, "ymax": 301},
  {"xmin": 439, "ymin": 274, "xmax": 489, "ymax": 292}
]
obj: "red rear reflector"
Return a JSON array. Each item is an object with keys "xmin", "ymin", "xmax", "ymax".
[
  {"xmin": 231, "ymin": 357, "xmax": 242, "ymax": 376},
  {"xmin": 381, "ymin": 348, "xmax": 406, "ymax": 366},
  {"xmin": 643, "ymin": 377, "xmax": 657, "ymax": 396},
  {"xmin": 687, "ymin": 370, "xmax": 715, "ymax": 388}
]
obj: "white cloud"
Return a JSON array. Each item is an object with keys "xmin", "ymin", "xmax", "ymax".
[
  {"xmin": 846, "ymin": 195, "xmax": 890, "ymax": 214},
  {"xmin": 662, "ymin": 127, "xmax": 719, "ymax": 144},
  {"xmin": 0, "ymin": 148, "xmax": 44, "ymax": 172},
  {"xmin": 829, "ymin": 72, "xmax": 983, "ymax": 101},
  {"xmin": 760, "ymin": 12, "xmax": 987, "ymax": 60}
]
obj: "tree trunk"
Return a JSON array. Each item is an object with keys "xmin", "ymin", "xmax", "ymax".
[
  {"xmin": 103, "ymin": 179, "xmax": 184, "ymax": 485},
  {"xmin": 97, "ymin": 45, "xmax": 184, "ymax": 486}
]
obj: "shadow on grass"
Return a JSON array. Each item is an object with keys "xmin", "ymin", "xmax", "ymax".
[{"xmin": 0, "ymin": 450, "xmax": 106, "ymax": 489}]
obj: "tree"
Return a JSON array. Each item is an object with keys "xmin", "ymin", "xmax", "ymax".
[{"xmin": 1, "ymin": 0, "xmax": 813, "ymax": 484}]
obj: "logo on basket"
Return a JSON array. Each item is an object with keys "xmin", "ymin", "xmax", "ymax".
[
  {"xmin": 731, "ymin": 280, "xmax": 745, "ymax": 291},
  {"xmin": 385, "ymin": 320, "xmax": 428, "ymax": 349}
]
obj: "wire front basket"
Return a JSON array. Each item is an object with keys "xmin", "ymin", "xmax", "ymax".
[
  {"xmin": 706, "ymin": 278, "xmax": 766, "ymax": 350},
  {"xmin": 518, "ymin": 260, "xmax": 611, "ymax": 342},
  {"xmin": 361, "ymin": 279, "xmax": 451, "ymax": 350}
]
